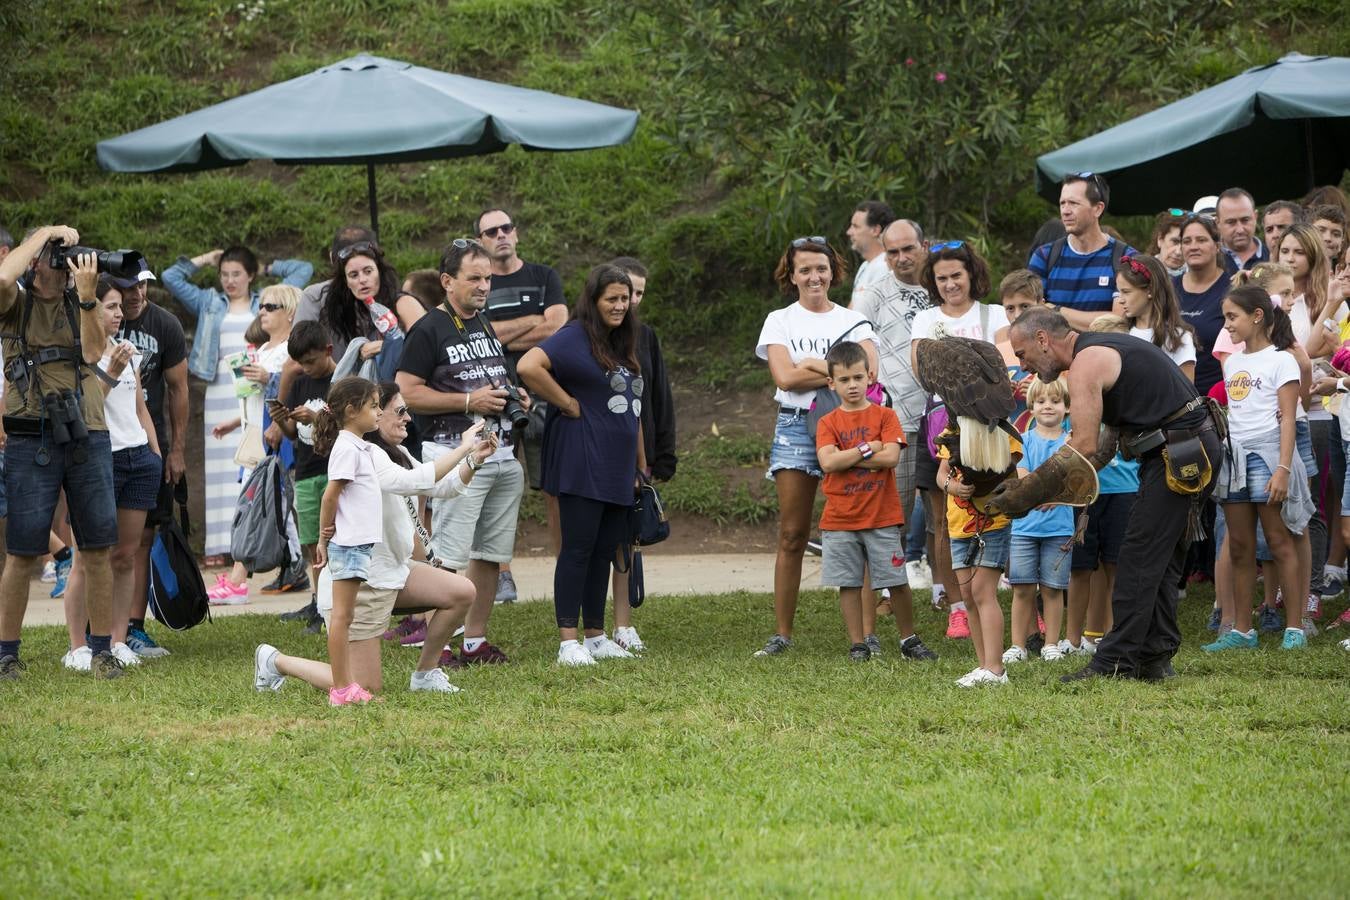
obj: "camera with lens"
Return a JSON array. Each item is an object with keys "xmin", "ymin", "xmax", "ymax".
[
  {"xmin": 497, "ymin": 383, "xmax": 530, "ymax": 433},
  {"xmin": 46, "ymin": 241, "xmax": 144, "ymax": 279},
  {"xmin": 42, "ymin": 389, "xmax": 88, "ymax": 446}
]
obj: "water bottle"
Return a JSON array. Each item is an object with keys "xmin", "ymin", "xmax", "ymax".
[{"xmin": 362, "ymin": 295, "xmax": 405, "ymax": 340}]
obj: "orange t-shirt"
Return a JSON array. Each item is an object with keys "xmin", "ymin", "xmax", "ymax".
[{"xmin": 816, "ymin": 404, "xmax": 906, "ymax": 531}]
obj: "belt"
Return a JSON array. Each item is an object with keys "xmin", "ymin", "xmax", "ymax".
[{"xmin": 779, "ymin": 406, "xmax": 808, "ymax": 416}]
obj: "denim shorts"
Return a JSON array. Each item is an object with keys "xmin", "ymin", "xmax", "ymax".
[
  {"xmin": 1213, "ymin": 505, "xmax": 1273, "ymax": 563},
  {"xmin": 1009, "ymin": 533, "xmax": 1073, "ymax": 589},
  {"xmin": 3, "ymin": 430, "xmax": 117, "ymax": 555},
  {"xmin": 950, "ymin": 525, "xmax": 1011, "ymax": 571},
  {"xmin": 1222, "ymin": 452, "xmax": 1274, "ymax": 504},
  {"xmin": 326, "ymin": 542, "xmax": 374, "ymax": 581},
  {"xmin": 1071, "ymin": 492, "xmax": 1134, "ymax": 570},
  {"xmin": 113, "ymin": 445, "xmax": 163, "ymax": 511},
  {"xmin": 0, "ymin": 449, "xmax": 6, "ymax": 519},
  {"xmin": 821, "ymin": 526, "xmax": 908, "ymax": 589},
  {"xmin": 766, "ymin": 409, "xmax": 823, "ymax": 480},
  {"xmin": 1296, "ymin": 419, "xmax": 1317, "ymax": 478}
]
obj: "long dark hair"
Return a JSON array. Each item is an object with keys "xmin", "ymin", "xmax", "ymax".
[
  {"xmin": 313, "ymin": 376, "xmax": 379, "ymax": 457},
  {"xmin": 573, "ymin": 264, "xmax": 640, "ymax": 373},
  {"xmin": 1225, "ymin": 285, "xmax": 1295, "ymax": 351},
  {"xmin": 1115, "ymin": 254, "xmax": 1193, "ymax": 354},
  {"xmin": 918, "ymin": 241, "xmax": 992, "ymax": 305},
  {"xmin": 322, "ymin": 242, "xmax": 401, "ymax": 343},
  {"xmin": 364, "ymin": 381, "xmax": 413, "ymax": 469}
]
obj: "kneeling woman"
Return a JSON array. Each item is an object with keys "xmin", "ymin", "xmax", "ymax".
[
  {"xmin": 518, "ymin": 264, "xmax": 645, "ymax": 666},
  {"xmin": 254, "ymin": 379, "xmax": 496, "ymax": 698}
]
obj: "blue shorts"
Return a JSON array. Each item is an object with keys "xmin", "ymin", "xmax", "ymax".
[
  {"xmin": 950, "ymin": 526, "xmax": 1011, "ymax": 571},
  {"xmin": 326, "ymin": 542, "xmax": 373, "ymax": 581},
  {"xmin": 0, "ymin": 449, "xmax": 6, "ymax": 519},
  {"xmin": 1223, "ymin": 453, "xmax": 1275, "ymax": 504},
  {"xmin": 1296, "ymin": 419, "xmax": 1317, "ymax": 478},
  {"xmin": 3, "ymin": 430, "xmax": 117, "ymax": 556},
  {"xmin": 766, "ymin": 409, "xmax": 822, "ymax": 480},
  {"xmin": 113, "ymin": 445, "xmax": 163, "ymax": 511},
  {"xmin": 1008, "ymin": 533, "xmax": 1073, "ymax": 589},
  {"xmin": 1071, "ymin": 492, "xmax": 1134, "ymax": 570}
]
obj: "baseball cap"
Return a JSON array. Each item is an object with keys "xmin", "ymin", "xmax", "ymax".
[
  {"xmin": 109, "ymin": 257, "xmax": 156, "ymax": 289},
  {"xmin": 1192, "ymin": 195, "xmax": 1219, "ymax": 216}
]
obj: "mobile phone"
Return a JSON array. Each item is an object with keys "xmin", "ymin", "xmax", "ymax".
[{"xmin": 266, "ymin": 399, "xmax": 288, "ymax": 416}]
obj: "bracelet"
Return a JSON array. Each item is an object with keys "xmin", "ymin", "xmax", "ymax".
[
  {"xmin": 464, "ymin": 393, "xmax": 471, "ymax": 414},
  {"xmin": 1277, "ymin": 464, "xmax": 1291, "ymax": 473},
  {"xmin": 466, "ymin": 455, "xmax": 481, "ymax": 472}
]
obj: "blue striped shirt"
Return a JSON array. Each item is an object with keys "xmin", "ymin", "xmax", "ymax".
[{"xmin": 1027, "ymin": 237, "xmax": 1135, "ymax": 312}]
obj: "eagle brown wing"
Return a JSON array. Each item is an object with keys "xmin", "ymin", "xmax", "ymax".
[{"xmin": 914, "ymin": 336, "xmax": 1015, "ymax": 426}]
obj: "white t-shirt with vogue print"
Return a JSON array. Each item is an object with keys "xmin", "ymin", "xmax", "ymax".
[
  {"xmin": 756, "ymin": 302, "xmax": 875, "ymax": 409},
  {"xmin": 1223, "ymin": 345, "xmax": 1300, "ymax": 445}
]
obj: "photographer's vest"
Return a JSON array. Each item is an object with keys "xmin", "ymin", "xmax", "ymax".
[{"xmin": 0, "ymin": 283, "xmax": 107, "ymax": 431}]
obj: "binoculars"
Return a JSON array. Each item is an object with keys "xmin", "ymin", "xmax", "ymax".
[{"xmin": 43, "ymin": 389, "xmax": 88, "ymax": 446}]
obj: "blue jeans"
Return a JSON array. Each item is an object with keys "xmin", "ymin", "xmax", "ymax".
[
  {"xmin": 3, "ymin": 430, "xmax": 117, "ymax": 555},
  {"xmin": 950, "ymin": 526, "xmax": 1011, "ymax": 571}
]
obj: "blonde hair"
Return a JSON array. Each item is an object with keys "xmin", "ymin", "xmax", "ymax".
[
  {"xmin": 1025, "ymin": 375, "xmax": 1069, "ymax": 409},
  {"xmin": 999, "ymin": 269, "xmax": 1044, "ymax": 302},
  {"xmin": 1237, "ymin": 260, "xmax": 1295, "ymax": 291},
  {"xmin": 259, "ymin": 284, "xmax": 301, "ymax": 317},
  {"xmin": 1089, "ymin": 314, "xmax": 1129, "ymax": 333}
]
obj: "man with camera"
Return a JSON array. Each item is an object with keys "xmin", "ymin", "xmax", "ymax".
[
  {"xmin": 396, "ymin": 238, "xmax": 530, "ymax": 666},
  {"xmin": 0, "ymin": 226, "xmax": 125, "ymax": 679}
]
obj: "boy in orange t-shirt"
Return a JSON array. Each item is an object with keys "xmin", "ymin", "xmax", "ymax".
[{"xmin": 816, "ymin": 341, "xmax": 939, "ymax": 662}]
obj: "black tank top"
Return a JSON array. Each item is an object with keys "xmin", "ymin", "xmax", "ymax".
[{"xmin": 1072, "ymin": 332, "xmax": 1205, "ymax": 431}]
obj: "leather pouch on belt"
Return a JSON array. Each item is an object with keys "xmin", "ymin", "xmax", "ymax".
[{"xmin": 1163, "ymin": 430, "xmax": 1211, "ymax": 495}]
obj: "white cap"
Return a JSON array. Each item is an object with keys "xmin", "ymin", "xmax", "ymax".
[{"xmin": 1192, "ymin": 195, "xmax": 1218, "ymax": 215}]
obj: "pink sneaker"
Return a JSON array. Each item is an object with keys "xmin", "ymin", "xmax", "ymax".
[
  {"xmin": 399, "ymin": 622, "xmax": 428, "ymax": 648},
  {"xmin": 328, "ymin": 682, "xmax": 373, "ymax": 706},
  {"xmin": 382, "ymin": 616, "xmax": 425, "ymax": 642},
  {"xmin": 946, "ymin": 608, "xmax": 971, "ymax": 639},
  {"xmin": 207, "ymin": 574, "xmax": 249, "ymax": 605}
]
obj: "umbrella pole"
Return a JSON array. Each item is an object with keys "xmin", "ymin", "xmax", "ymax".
[
  {"xmin": 366, "ymin": 162, "xmax": 379, "ymax": 241},
  {"xmin": 1304, "ymin": 120, "xmax": 1315, "ymax": 193}
]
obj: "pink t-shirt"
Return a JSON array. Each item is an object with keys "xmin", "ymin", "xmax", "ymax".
[{"xmin": 327, "ymin": 430, "xmax": 383, "ymax": 546}]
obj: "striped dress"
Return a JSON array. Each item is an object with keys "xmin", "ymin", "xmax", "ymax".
[{"xmin": 203, "ymin": 312, "xmax": 254, "ymax": 557}]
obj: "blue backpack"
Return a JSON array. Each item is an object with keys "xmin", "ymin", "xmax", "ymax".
[{"xmin": 148, "ymin": 490, "xmax": 212, "ymax": 631}]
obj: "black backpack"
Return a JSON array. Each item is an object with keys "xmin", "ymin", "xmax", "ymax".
[
  {"xmin": 1042, "ymin": 236, "xmax": 1128, "ymax": 277},
  {"xmin": 148, "ymin": 490, "xmax": 212, "ymax": 631}
]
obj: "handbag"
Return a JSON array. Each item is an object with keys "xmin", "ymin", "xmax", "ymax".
[
  {"xmin": 233, "ymin": 421, "xmax": 265, "ymax": 469},
  {"xmin": 632, "ymin": 475, "xmax": 669, "ymax": 546}
]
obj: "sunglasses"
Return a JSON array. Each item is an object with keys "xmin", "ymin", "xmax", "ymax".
[
  {"xmin": 259, "ymin": 302, "xmax": 287, "ymax": 312},
  {"xmin": 1183, "ymin": 212, "xmax": 1215, "ymax": 226},
  {"xmin": 929, "ymin": 240, "xmax": 966, "ymax": 252},
  {"xmin": 393, "ymin": 405, "xmax": 409, "ymax": 419},
  {"xmin": 791, "ymin": 235, "xmax": 829, "ymax": 248},
  {"xmin": 479, "ymin": 223, "xmax": 515, "ymax": 239},
  {"xmin": 337, "ymin": 240, "xmax": 379, "ymax": 262},
  {"xmin": 450, "ymin": 237, "xmax": 484, "ymax": 251},
  {"xmin": 1119, "ymin": 254, "xmax": 1152, "ymax": 282},
  {"xmin": 1166, "ymin": 208, "xmax": 1188, "ymax": 217}
]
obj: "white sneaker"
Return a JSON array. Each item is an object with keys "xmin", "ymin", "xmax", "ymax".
[
  {"xmin": 1041, "ymin": 642, "xmax": 1064, "ymax": 661},
  {"xmin": 410, "ymin": 667, "xmax": 461, "ymax": 693},
  {"xmin": 905, "ymin": 560, "xmax": 932, "ymax": 590},
  {"xmin": 558, "ymin": 640, "xmax": 596, "ymax": 666},
  {"xmin": 1340, "ymin": 637, "xmax": 1350, "ymax": 651},
  {"xmin": 1079, "ymin": 637, "xmax": 1098, "ymax": 655},
  {"xmin": 585, "ymin": 635, "xmax": 635, "ymax": 660},
  {"xmin": 1002, "ymin": 645, "xmax": 1028, "ymax": 664},
  {"xmin": 613, "ymin": 626, "xmax": 646, "ymax": 653},
  {"xmin": 62, "ymin": 645, "xmax": 92, "ymax": 672},
  {"xmin": 956, "ymin": 667, "xmax": 1008, "ymax": 687},
  {"xmin": 111, "ymin": 642, "xmax": 142, "ymax": 666},
  {"xmin": 253, "ymin": 643, "xmax": 285, "ymax": 691},
  {"xmin": 1056, "ymin": 639, "xmax": 1078, "ymax": 655}
]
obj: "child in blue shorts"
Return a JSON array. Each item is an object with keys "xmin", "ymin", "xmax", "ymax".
[{"xmin": 1006, "ymin": 376, "xmax": 1076, "ymax": 663}]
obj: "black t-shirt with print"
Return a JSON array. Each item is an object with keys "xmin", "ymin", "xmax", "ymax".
[
  {"xmin": 397, "ymin": 308, "xmax": 514, "ymax": 450},
  {"xmin": 284, "ymin": 371, "xmax": 334, "ymax": 481},
  {"xmin": 484, "ymin": 261, "xmax": 565, "ymax": 364},
  {"xmin": 116, "ymin": 302, "xmax": 187, "ymax": 445}
]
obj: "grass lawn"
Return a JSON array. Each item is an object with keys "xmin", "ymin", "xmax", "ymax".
[{"xmin": 3, "ymin": 585, "xmax": 1348, "ymax": 897}]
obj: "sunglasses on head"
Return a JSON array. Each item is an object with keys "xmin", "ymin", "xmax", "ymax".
[
  {"xmin": 1183, "ymin": 212, "xmax": 1215, "ymax": 226},
  {"xmin": 259, "ymin": 302, "xmax": 285, "ymax": 312},
  {"xmin": 928, "ymin": 240, "xmax": 966, "ymax": 253},
  {"xmin": 791, "ymin": 235, "xmax": 829, "ymax": 248},
  {"xmin": 479, "ymin": 222, "xmax": 515, "ymax": 239},
  {"xmin": 450, "ymin": 237, "xmax": 484, "ymax": 251},
  {"xmin": 337, "ymin": 240, "xmax": 379, "ymax": 262},
  {"xmin": 1119, "ymin": 254, "xmax": 1152, "ymax": 282},
  {"xmin": 1165, "ymin": 208, "xmax": 1188, "ymax": 217}
]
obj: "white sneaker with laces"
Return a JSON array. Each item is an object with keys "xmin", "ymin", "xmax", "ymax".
[
  {"xmin": 955, "ymin": 666, "xmax": 986, "ymax": 687},
  {"xmin": 1002, "ymin": 645, "xmax": 1027, "ymax": 664},
  {"xmin": 1079, "ymin": 638, "xmax": 1098, "ymax": 655},
  {"xmin": 62, "ymin": 645, "xmax": 92, "ymax": 672},
  {"xmin": 1041, "ymin": 642, "xmax": 1065, "ymax": 661},
  {"xmin": 410, "ymin": 667, "xmax": 461, "ymax": 693},
  {"xmin": 111, "ymin": 642, "xmax": 142, "ymax": 666},
  {"xmin": 1056, "ymin": 639, "xmax": 1078, "ymax": 655},
  {"xmin": 254, "ymin": 643, "xmax": 285, "ymax": 691},
  {"xmin": 585, "ymin": 635, "xmax": 635, "ymax": 660},
  {"xmin": 957, "ymin": 667, "xmax": 1008, "ymax": 687},
  {"xmin": 558, "ymin": 640, "xmax": 596, "ymax": 666},
  {"xmin": 613, "ymin": 626, "xmax": 646, "ymax": 653},
  {"xmin": 905, "ymin": 560, "xmax": 932, "ymax": 590}
]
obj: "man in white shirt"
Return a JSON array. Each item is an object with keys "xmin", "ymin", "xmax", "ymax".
[{"xmin": 847, "ymin": 201, "xmax": 895, "ymax": 307}]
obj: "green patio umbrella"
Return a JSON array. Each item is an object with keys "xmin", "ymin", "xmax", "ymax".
[
  {"xmin": 96, "ymin": 54, "xmax": 639, "ymax": 236},
  {"xmin": 1035, "ymin": 53, "xmax": 1350, "ymax": 214}
]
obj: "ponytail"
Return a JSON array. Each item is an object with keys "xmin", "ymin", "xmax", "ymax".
[
  {"xmin": 1226, "ymin": 284, "xmax": 1295, "ymax": 351},
  {"xmin": 1268, "ymin": 304, "xmax": 1296, "ymax": 351},
  {"xmin": 313, "ymin": 375, "xmax": 378, "ymax": 457}
]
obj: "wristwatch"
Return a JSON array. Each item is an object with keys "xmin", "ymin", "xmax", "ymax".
[
  {"xmin": 78, "ymin": 298, "xmax": 97, "ymax": 311},
  {"xmin": 857, "ymin": 441, "xmax": 874, "ymax": 460},
  {"xmin": 466, "ymin": 455, "xmax": 482, "ymax": 472}
]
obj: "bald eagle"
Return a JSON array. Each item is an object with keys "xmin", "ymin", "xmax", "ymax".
[{"xmin": 914, "ymin": 335, "xmax": 1021, "ymax": 477}]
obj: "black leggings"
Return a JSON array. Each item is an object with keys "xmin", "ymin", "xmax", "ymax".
[{"xmin": 554, "ymin": 493, "xmax": 630, "ymax": 630}]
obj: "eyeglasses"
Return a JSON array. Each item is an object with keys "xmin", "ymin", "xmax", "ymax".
[
  {"xmin": 393, "ymin": 405, "xmax": 409, "ymax": 419},
  {"xmin": 259, "ymin": 302, "xmax": 285, "ymax": 312},
  {"xmin": 791, "ymin": 236, "xmax": 829, "ymax": 248},
  {"xmin": 1119, "ymin": 255, "xmax": 1152, "ymax": 282},
  {"xmin": 479, "ymin": 223, "xmax": 515, "ymax": 239},
  {"xmin": 336, "ymin": 240, "xmax": 379, "ymax": 262},
  {"xmin": 450, "ymin": 238, "xmax": 484, "ymax": 250},
  {"xmin": 928, "ymin": 240, "xmax": 966, "ymax": 252}
]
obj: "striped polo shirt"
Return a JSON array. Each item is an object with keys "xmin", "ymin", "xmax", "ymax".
[{"xmin": 1027, "ymin": 236, "xmax": 1135, "ymax": 312}]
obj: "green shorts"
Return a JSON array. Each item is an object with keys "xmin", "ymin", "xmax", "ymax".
[{"xmin": 295, "ymin": 474, "xmax": 328, "ymax": 546}]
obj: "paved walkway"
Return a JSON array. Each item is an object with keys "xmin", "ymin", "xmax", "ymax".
[{"xmin": 21, "ymin": 552, "xmax": 810, "ymax": 626}]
